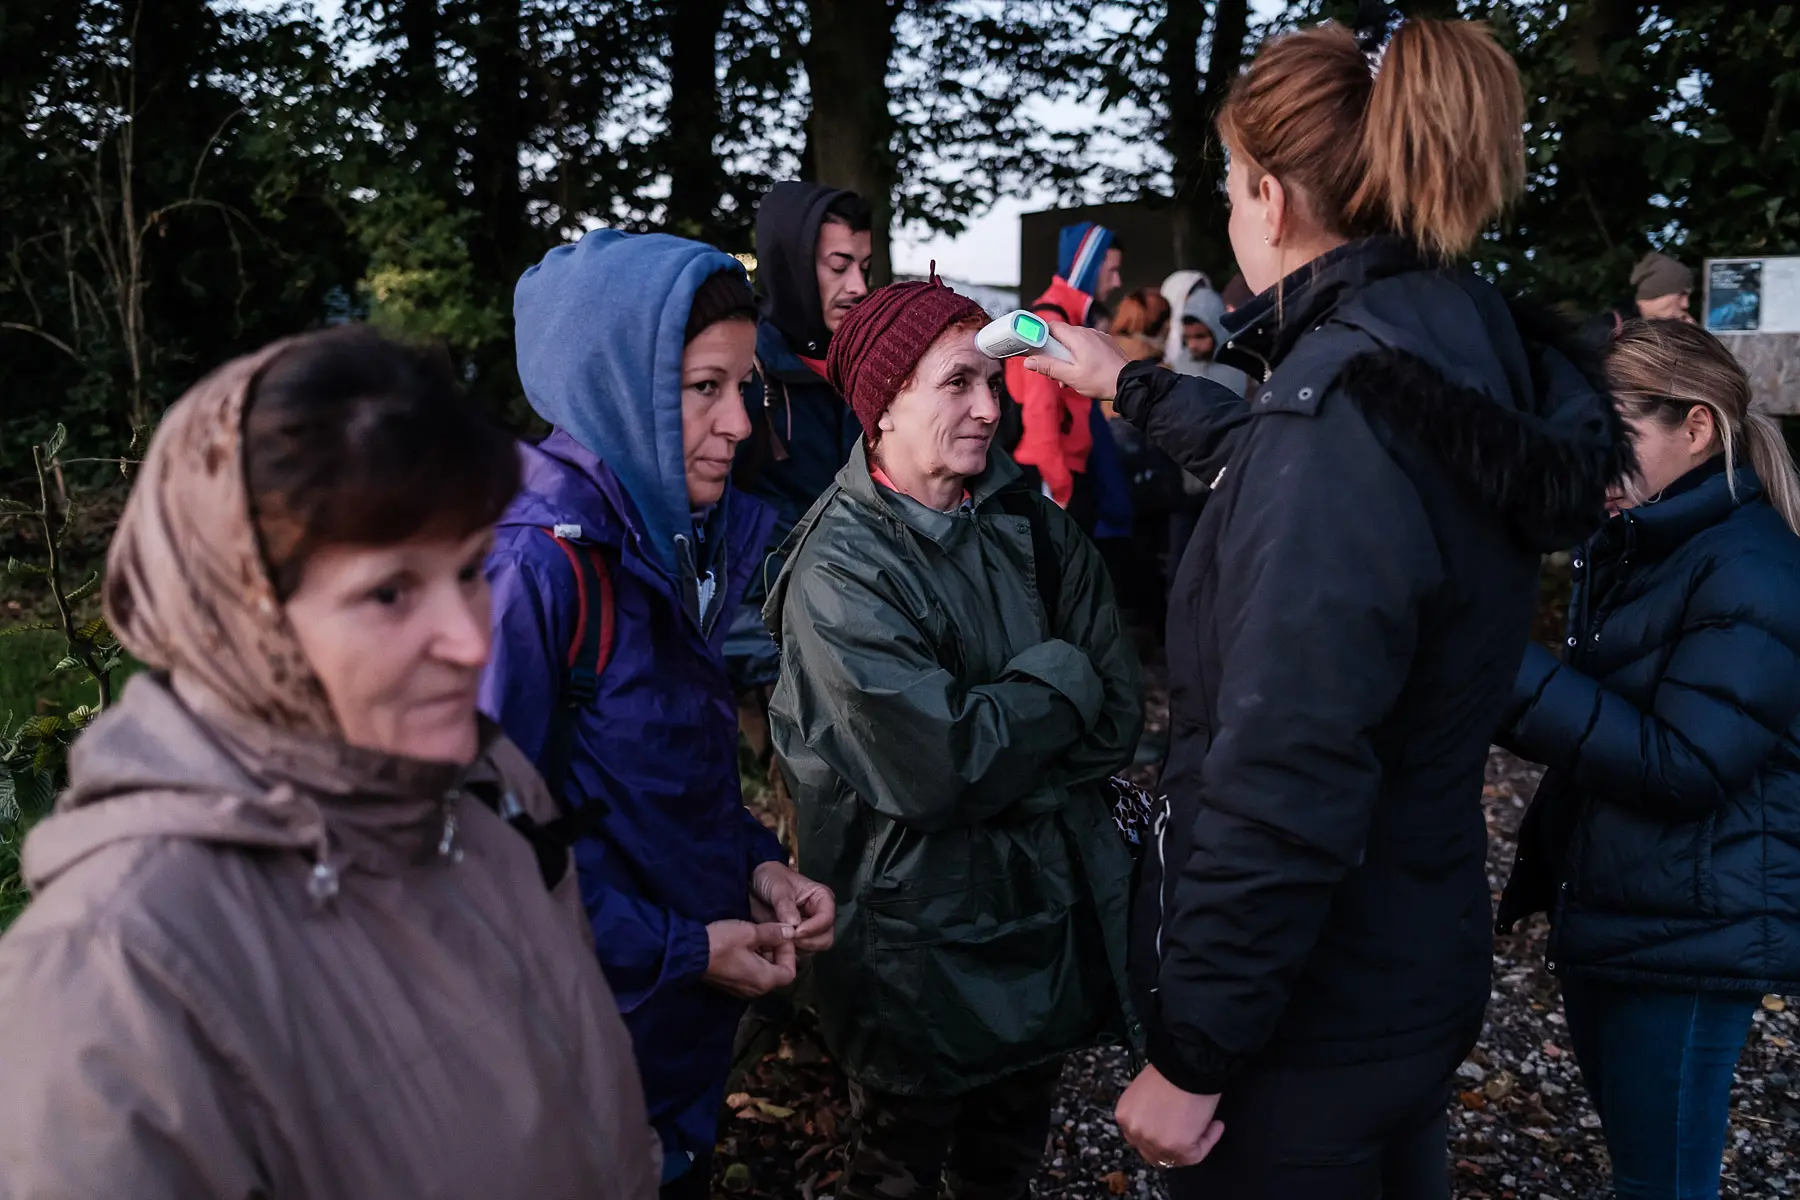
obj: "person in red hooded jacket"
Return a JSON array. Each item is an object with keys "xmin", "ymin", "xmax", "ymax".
[{"xmin": 1005, "ymin": 222, "xmax": 1122, "ymax": 528}]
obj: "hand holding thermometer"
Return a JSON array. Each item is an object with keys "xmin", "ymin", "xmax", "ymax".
[{"xmin": 977, "ymin": 310, "xmax": 1075, "ymax": 363}]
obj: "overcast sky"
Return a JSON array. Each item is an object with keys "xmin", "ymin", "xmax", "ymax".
[
  {"xmin": 249, "ymin": 0, "xmax": 1288, "ymax": 288},
  {"xmin": 897, "ymin": 0, "xmax": 1291, "ymax": 285}
]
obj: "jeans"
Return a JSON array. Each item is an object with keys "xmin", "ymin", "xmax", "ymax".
[
  {"xmin": 1165, "ymin": 1032, "xmax": 1475, "ymax": 1200},
  {"xmin": 1560, "ymin": 976, "xmax": 1758, "ymax": 1200}
]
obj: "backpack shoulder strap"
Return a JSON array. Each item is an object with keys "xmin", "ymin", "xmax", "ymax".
[
  {"xmin": 535, "ymin": 528, "xmax": 616, "ymax": 815},
  {"xmin": 995, "ymin": 490, "xmax": 1062, "ymax": 629},
  {"xmin": 488, "ymin": 529, "xmax": 618, "ymax": 890}
]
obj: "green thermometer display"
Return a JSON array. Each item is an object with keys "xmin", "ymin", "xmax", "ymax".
[{"xmin": 976, "ymin": 309, "xmax": 1074, "ymax": 362}]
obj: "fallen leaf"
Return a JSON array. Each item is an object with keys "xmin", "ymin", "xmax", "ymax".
[
  {"xmin": 1764, "ymin": 995, "xmax": 1787, "ymax": 1013},
  {"xmin": 1459, "ymin": 1090, "xmax": 1488, "ymax": 1111},
  {"xmin": 726, "ymin": 1092, "xmax": 753, "ymax": 1110},
  {"xmin": 754, "ymin": 1100, "xmax": 796, "ymax": 1120},
  {"xmin": 1485, "ymin": 1070, "xmax": 1517, "ymax": 1102},
  {"xmin": 815, "ymin": 1108, "xmax": 839, "ymax": 1140},
  {"xmin": 1104, "ymin": 1170, "xmax": 1129, "ymax": 1195},
  {"xmin": 722, "ymin": 1163, "xmax": 753, "ymax": 1193}
]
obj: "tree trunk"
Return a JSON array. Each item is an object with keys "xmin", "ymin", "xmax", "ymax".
[
  {"xmin": 804, "ymin": 0, "xmax": 898, "ymax": 284},
  {"xmin": 468, "ymin": 0, "xmax": 528, "ymax": 290},
  {"xmin": 1163, "ymin": 0, "xmax": 1205, "ymax": 267},
  {"xmin": 395, "ymin": 0, "xmax": 452, "ymax": 185},
  {"xmin": 663, "ymin": 0, "xmax": 728, "ymax": 242},
  {"xmin": 1559, "ymin": 0, "xmax": 1648, "ymax": 260},
  {"xmin": 1168, "ymin": 0, "xmax": 1250, "ymax": 278}
]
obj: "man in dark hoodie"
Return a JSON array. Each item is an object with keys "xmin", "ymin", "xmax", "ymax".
[{"xmin": 725, "ymin": 181, "xmax": 872, "ymax": 697}]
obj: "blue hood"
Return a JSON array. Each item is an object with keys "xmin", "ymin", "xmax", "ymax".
[
  {"xmin": 1057, "ymin": 222, "xmax": 1115, "ymax": 299},
  {"xmin": 514, "ymin": 228, "xmax": 748, "ymax": 575}
]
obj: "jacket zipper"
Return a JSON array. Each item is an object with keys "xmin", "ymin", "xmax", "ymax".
[
  {"xmin": 1547, "ymin": 520, "xmax": 1622, "ymax": 974},
  {"xmin": 1151, "ymin": 797, "xmax": 1172, "ymax": 991}
]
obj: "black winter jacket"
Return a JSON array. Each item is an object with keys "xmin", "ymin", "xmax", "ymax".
[
  {"xmin": 735, "ymin": 182, "xmax": 864, "ymax": 602},
  {"xmin": 1116, "ymin": 238, "xmax": 1627, "ymax": 1095},
  {"xmin": 1497, "ymin": 459, "xmax": 1800, "ymax": 994}
]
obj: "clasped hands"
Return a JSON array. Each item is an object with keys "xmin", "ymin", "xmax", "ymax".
[{"xmin": 703, "ymin": 861, "xmax": 835, "ymax": 1000}]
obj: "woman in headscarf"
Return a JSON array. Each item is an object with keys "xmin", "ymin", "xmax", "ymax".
[
  {"xmin": 0, "ymin": 326, "xmax": 659, "ymax": 1198},
  {"xmin": 765, "ymin": 278, "xmax": 1144, "ymax": 1200}
]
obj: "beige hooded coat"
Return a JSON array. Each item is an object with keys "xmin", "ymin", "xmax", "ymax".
[{"xmin": 0, "ymin": 342, "xmax": 660, "ymax": 1199}]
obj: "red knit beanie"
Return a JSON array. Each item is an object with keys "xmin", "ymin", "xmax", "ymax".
[{"xmin": 826, "ymin": 271, "xmax": 989, "ymax": 439}]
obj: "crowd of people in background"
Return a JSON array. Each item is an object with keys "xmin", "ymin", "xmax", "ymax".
[{"xmin": 1, "ymin": 7, "xmax": 1797, "ymax": 1200}]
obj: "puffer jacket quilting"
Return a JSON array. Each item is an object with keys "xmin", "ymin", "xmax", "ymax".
[{"xmin": 1499, "ymin": 459, "xmax": 1800, "ymax": 993}]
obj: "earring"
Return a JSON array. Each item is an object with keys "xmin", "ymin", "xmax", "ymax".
[{"xmin": 1263, "ymin": 234, "xmax": 1270, "ymax": 244}]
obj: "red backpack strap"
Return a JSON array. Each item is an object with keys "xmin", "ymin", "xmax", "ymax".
[
  {"xmin": 585, "ymin": 542, "xmax": 615, "ymax": 678},
  {"xmin": 537, "ymin": 528, "xmax": 615, "ymax": 686},
  {"xmin": 532, "ymin": 529, "xmax": 617, "ymax": 823}
]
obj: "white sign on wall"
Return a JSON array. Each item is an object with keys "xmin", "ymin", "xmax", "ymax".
[
  {"xmin": 1706, "ymin": 256, "xmax": 1800, "ymax": 334},
  {"xmin": 1704, "ymin": 255, "xmax": 1800, "ymax": 414}
]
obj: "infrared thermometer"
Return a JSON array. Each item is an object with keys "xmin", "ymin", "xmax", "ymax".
[{"xmin": 977, "ymin": 310, "xmax": 1075, "ymax": 363}]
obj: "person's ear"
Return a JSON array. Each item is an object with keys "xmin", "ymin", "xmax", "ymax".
[
  {"xmin": 877, "ymin": 413, "xmax": 895, "ymax": 433},
  {"xmin": 1261, "ymin": 174, "xmax": 1287, "ymax": 247},
  {"xmin": 1686, "ymin": 403, "xmax": 1717, "ymax": 452}
]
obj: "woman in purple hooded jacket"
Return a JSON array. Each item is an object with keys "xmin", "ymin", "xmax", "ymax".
[{"xmin": 479, "ymin": 229, "xmax": 834, "ymax": 1198}]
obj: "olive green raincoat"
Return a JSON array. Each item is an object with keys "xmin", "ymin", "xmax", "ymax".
[{"xmin": 765, "ymin": 443, "xmax": 1144, "ymax": 1098}]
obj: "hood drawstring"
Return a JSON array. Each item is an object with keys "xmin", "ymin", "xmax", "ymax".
[
  {"xmin": 271, "ymin": 782, "xmax": 339, "ymax": 906},
  {"xmin": 307, "ymin": 859, "xmax": 341, "ymax": 904},
  {"xmin": 438, "ymin": 791, "xmax": 465, "ymax": 864},
  {"xmin": 307, "ymin": 812, "xmax": 341, "ymax": 904}
]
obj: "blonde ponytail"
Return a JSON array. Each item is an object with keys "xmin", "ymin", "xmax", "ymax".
[
  {"xmin": 1217, "ymin": 17, "xmax": 1526, "ymax": 260},
  {"xmin": 1744, "ymin": 410, "xmax": 1800, "ymax": 536}
]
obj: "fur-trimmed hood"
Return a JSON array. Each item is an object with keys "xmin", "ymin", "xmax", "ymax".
[{"xmin": 1224, "ymin": 237, "xmax": 1634, "ymax": 554}]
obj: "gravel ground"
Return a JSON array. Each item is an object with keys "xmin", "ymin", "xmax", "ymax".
[{"xmin": 720, "ymin": 694, "xmax": 1800, "ymax": 1198}]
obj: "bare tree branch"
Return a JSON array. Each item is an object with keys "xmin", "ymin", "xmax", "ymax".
[{"xmin": 0, "ymin": 323, "xmax": 81, "ymax": 362}]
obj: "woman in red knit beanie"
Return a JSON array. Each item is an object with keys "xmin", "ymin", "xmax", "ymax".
[{"xmin": 763, "ymin": 278, "xmax": 1146, "ymax": 1199}]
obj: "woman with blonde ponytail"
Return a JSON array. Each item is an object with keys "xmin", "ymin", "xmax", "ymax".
[
  {"xmin": 1026, "ymin": 4, "xmax": 1628, "ymax": 1194},
  {"xmin": 1498, "ymin": 320, "xmax": 1800, "ymax": 1200}
]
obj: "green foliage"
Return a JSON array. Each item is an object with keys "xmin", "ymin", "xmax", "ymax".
[
  {"xmin": 0, "ymin": 426, "xmax": 132, "ymax": 928},
  {"xmin": 1466, "ymin": 0, "xmax": 1800, "ymax": 309},
  {"xmin": 0, "ymin": 793, "xmax": 47, "ymax": 932},
  {"xmin": 352, "ymin": 190, "xmax": 508, "ymax": 352}
]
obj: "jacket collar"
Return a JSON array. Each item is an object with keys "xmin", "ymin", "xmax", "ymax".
[
  {"xmin": 503, "ymin": 433, "xmax": 774, "ymax": 632},
  {"xmin": 1222, "ymin": 236, "xmax": 1427, "ymax": 380},
  {"xmin": 1604, "ymin": 459, "xmax": 1763, "ymax": 560},
  {"xmin": 28, "ymin": 674, "xmax": 510, "ymax": 895},
  {"xmin": 757, "ymin": 321, "xmax": 833, "ymax": 387},
  {"xmin": 838, "ymin": 441, "xmax": 1023, "ymax": 545}
]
